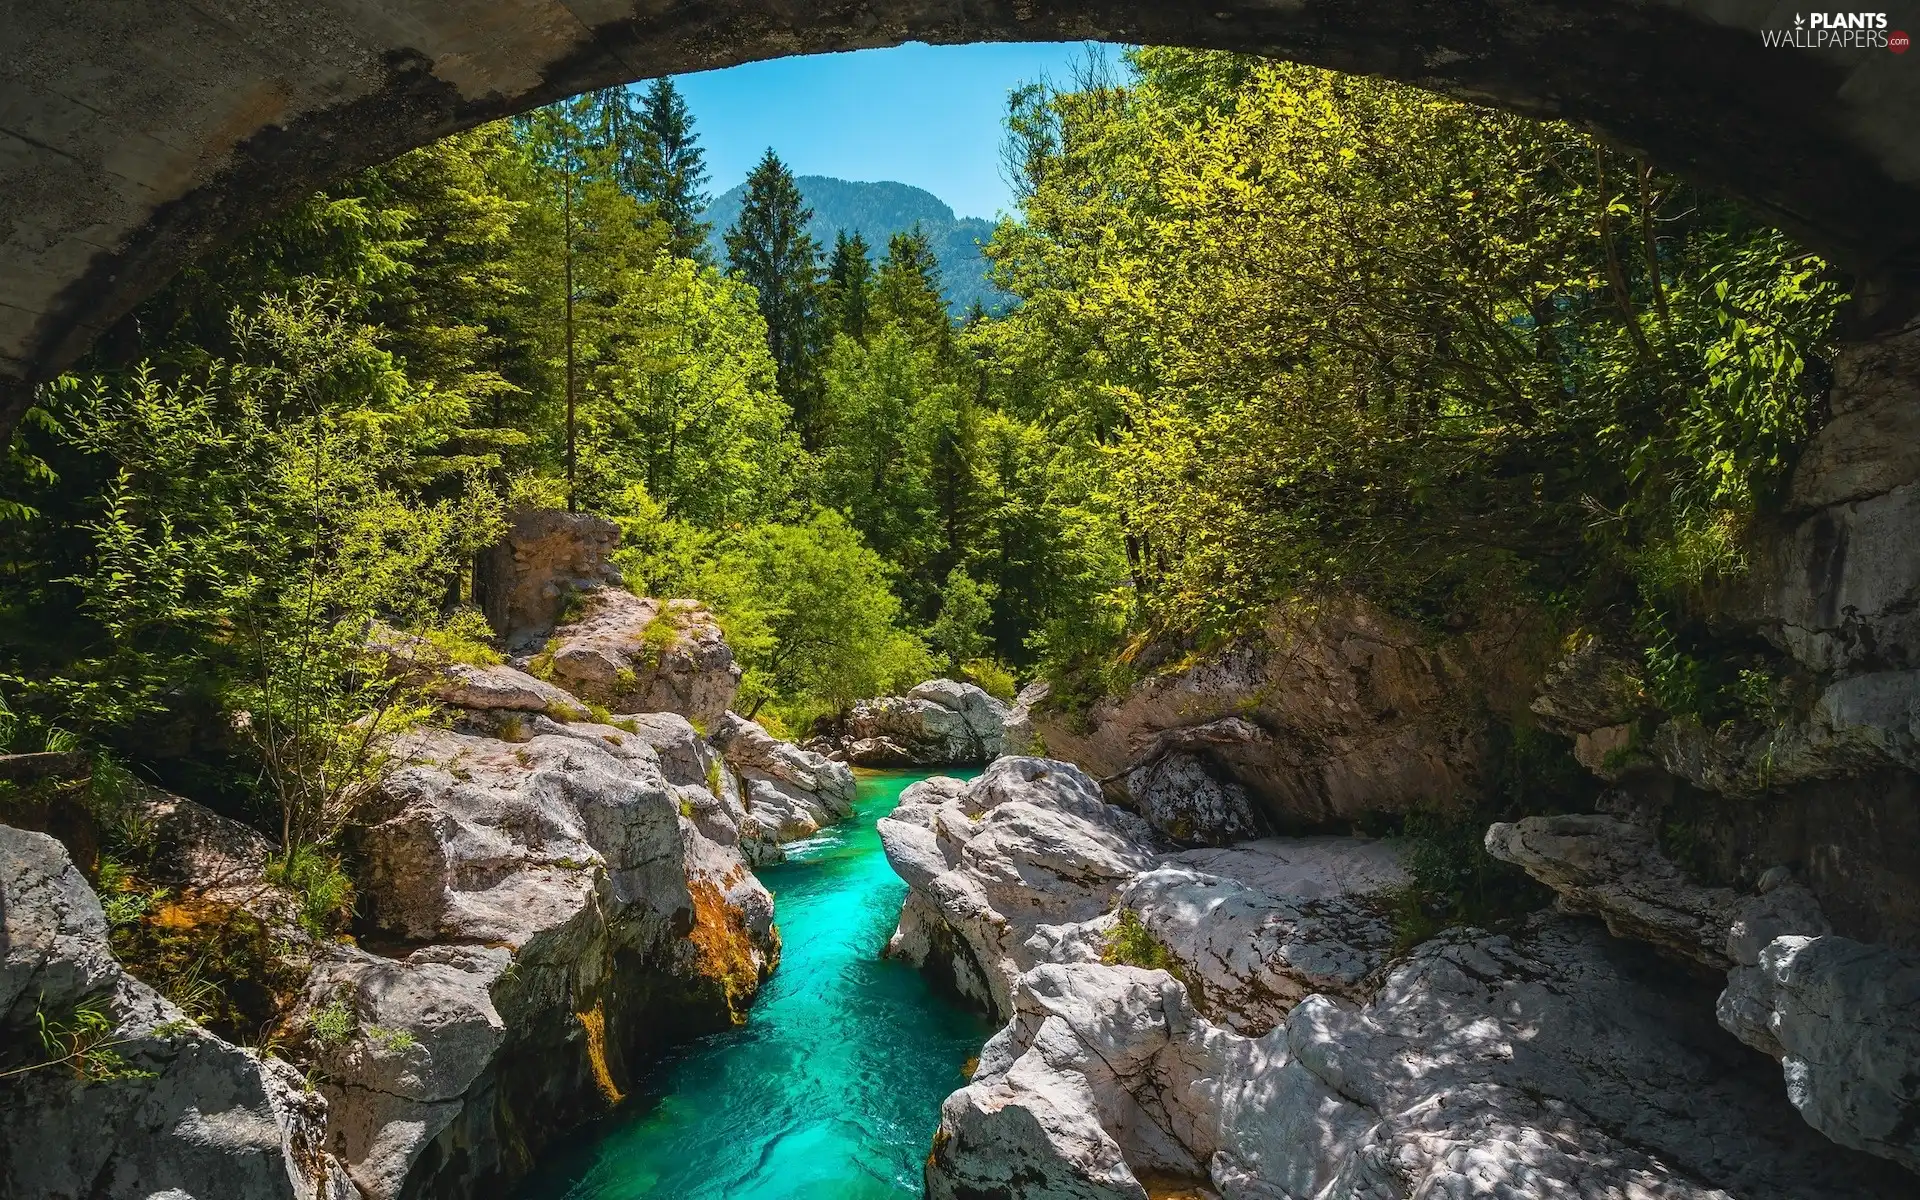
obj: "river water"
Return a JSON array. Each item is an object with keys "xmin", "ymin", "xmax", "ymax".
[{"xmin": 519, "ymin": 768, "xmax": 992, "ymax": 1200}]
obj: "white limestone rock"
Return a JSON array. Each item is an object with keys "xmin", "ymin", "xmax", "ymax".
[
  {"xmin": 878, "ymin": 757, "xmax": 1157, "ymax": 1016},
  {"xmin": 847, "ymin": 678, "xmax": 1011, "ymax": 765},
  {"xmin": 1120, "ymin": 751, "xmax": 1263, "ymax": 847},
  {"xmin": 533, "ymin": 590, "xmax": 741, "ymax": 730},
  {"xmin": 1718, "ymin": 934, "xmax": 1920, "ymax": 1174},
  {"xmin": 928, "ymin": 919, "xmax": 1907, "ymax": 1200}
]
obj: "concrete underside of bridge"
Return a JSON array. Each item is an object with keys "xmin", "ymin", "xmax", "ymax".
[{"xmin": 4, "ymin": 0, "xmax": 1920, "ymax": 435}]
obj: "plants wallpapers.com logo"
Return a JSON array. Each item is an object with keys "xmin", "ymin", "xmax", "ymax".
[{"xmin": 1761, "ymin": 12, "xmax": 1909, "ymax": 50}]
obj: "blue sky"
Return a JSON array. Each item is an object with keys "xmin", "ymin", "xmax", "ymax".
[{"xmin": 672, "ymin": 41, "xmax": 1120, "ymax": 221}]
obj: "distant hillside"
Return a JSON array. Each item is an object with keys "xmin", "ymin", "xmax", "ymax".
[{"xmin": 703, "ymin": 176, "xmax": 1010, "ymax": 317}]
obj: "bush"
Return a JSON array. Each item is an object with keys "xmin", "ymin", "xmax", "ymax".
[
  {"xmin": 960, "ymin": 658, "xmax": 1018, "ymax": 703},
  {"xmin": 1100, "ymin": 908, "xmax": 1180, "ymax": 977}
]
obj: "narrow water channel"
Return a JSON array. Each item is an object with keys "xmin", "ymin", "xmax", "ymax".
[{"xmin": 521, "ymin": 768, "xmax": 992, "ymax": 1200}]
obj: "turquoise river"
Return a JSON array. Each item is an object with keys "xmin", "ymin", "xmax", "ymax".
[{"xmin": 520, "ymin": 768, "xmax": 993, "ymax": 1200}]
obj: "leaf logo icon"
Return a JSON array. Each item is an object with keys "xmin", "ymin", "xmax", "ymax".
[{"xmin": 1794, "ymin": 12, "xmax": 1805, "ymax": 25}]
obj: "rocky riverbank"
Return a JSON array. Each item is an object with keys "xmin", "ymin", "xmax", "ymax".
[
  {"xmin": 882, "ymin": 757, "xmax": 1916, "ymax": 1198},
  {"xmin": 0, "ymin": 510, "xmax": 857, "ymax": 1200}
]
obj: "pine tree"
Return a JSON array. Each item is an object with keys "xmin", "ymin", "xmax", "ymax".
[
  {"xmin": 826, "ymin": 231, "xmax": 873, "ymax": 343},
  {"xmin": 874, "ymin": 226, "xmax": 950, "ymax": 352},
  {"xmin": 631, "ymin": 79, "xmax": 714, "ymax": 261},
  {"xmin": 725, "ymin": 150, "xmax": 825, "ymax": 445}
]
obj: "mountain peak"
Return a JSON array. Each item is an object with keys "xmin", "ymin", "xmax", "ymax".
[{"xmin": 704, "ymin": 175, "xmax": 1006, "ymax": 316}]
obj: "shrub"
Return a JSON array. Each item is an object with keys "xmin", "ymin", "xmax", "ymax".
[
  {"xmin": 960, "ymin": 658, "xmax": 1017, "ymax": 703},
  {"xmin": 422, "ymin": 607, "xmax": 503, "ymax": 667},
  {"xmin": 1101, "ymin": 908, "xmax": 1178, "ymax": 975}
]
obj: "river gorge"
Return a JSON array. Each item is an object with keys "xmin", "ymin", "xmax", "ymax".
[{"xmin": 519, "ymin": 769, "xmax": 989, "ymax": 1200}]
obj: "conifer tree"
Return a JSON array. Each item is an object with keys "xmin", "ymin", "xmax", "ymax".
[
  {"xmin": 632, "ymin": 79, "xmax": 713, "ymax": 261},
  {"xmin": 725, "ymin": 150, "xmax": 825, "ymax": 445},
  {"xmin": 826, "ymin": 231, "xmax": 873, "ymax": 343},
  {"xmin": 874, "ymin": 226, "xmax": 950, "ymax": 352}
]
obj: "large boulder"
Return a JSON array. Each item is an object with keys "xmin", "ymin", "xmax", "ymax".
[
  {"xmin": 335, "ymin": 710, "xmax": 777, "ymax": 1198},
  {"xmin": 847, "ymin": 679, "xmax": 1010, "ymax": 765},
  {"xmin": 709, "ymin": 712, "xmax": 857, "ymax": 864},
  {"xmin": 1030, "ymin": 595, "xmax": 1549, "ymax": 826},
  {"xmin": 877, "ymin": 757, "xmax": 1156, "ymax": 1016},
  {"xmin": 1488, "ymin": 810, "xmax": 1920, "ymax": 1178},
  {"xmin": 1118, "ymin": 750, "xmax": 1263, "ymax": 846},
  {"xmin": 473, "ymin": 508, "xmax": 625, "ymax": 649},
  {"xmin": 530, "ymin": 589, "xmax": 739, "ymax": 731},
  {"xmin": 1718, "ymin": 934, "xmax": 1920, "ymax": 1173},
  {"xmin": 927, "ymin": 919, "xmax": 1910, "ymax": 1200},
  {"xmin": 0, "ymin": 825, "xmax": 347, "ymax": 1200}
]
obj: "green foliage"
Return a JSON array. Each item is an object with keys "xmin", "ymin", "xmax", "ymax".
[
  {"xmin": 264, "ymin": 845, "xmax": 355, "ymax": 937},
  {"xmin": 726, "ymin": 151, "xmax": 827, "ymax": 445},
  {"xmin": 363, "ymin": 1024, "xmax": 418, "ymax": 1052},
  {"xmin": 422, "ymin": 608, "xmax": 504, "ymax": 667},
  {"xmin": 306, "ymin": 997, "xmax": 356, "ymax": 1046},
  {"xmin": 929, "ymin": 567, "xmax": 996, "ymax": 675},
  {"xmin": 0, "ymin": 998, "xmax": 157, "ymax": 1083},
  {"xmin": 959, "ymin": 658, "xmax": 1017, "ymax": 703},
  {"xmin": 627, "ymin": 80, "xmax": 715, "ymax": 262},
  {"xmin": 1100, "ymin": 909, "xmax": 1184, "ymax": 986},
  {"xmin": 985, "ymin": 50, "xmax": 1843, "ymax": 678}
]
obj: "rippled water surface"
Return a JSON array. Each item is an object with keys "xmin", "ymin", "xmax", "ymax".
[{"xmin": 520, "ymin": 768, "xmax": 991, "ymax": 1200}]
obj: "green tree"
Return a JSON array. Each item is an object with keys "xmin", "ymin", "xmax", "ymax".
[
  {"xmin": 826, "ymin": 231, "xmax": 874, "ymax": 343},
  {"xmin": 928, "ymin": 566, "xmax": 994, "ymax": 674},
  {"xmin": 984, "ymin": 47, "xmax": 1841, "ymax": 696},
  {"xmin": 725, "ymin": 151, "xmax": 826, "ymax": 445},
  {"xmin": 695, "ymin": 510, "xmax": 930, "ymax": 729},
  {"xmin": 631, "ymin": 79, "xmax": 714, "ymax": 261},
  {"xmin": 873, "ymin": 227, "xmax": 951, "ymax": 353}
]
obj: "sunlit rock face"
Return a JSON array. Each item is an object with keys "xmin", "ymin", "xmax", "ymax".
[
  {"xmin": 1030, "ymin": 596, "xmax": 1550, "ymax": 827},
  {"xmin": 927, "ymin": 920, "xmax": 1910, "ymax": 1200},
  {"xmin": 893, "ymin": 756, "xmax": 1914, "ymax": 1198},
  {"xmin": 845, "ymin": 678, "xmax": 1011, "ymax": 766},
  {"xmin": 534, "ymin": 590, "xmax": 741, "ymax": 731}
]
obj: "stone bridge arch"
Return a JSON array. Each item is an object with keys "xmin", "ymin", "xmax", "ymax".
[{"xmin": 5, "ymin": 1, "xmax": 1920, "ymax": 435}]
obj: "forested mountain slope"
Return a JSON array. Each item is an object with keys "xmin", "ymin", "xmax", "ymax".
[{"xmin": 705, "ymin": 175, "xmax": 1005, "ymax": 315}]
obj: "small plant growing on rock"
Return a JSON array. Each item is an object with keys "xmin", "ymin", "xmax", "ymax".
[
  {"xmin": 363, "ymin": 1024, "xmax": 416, "ymax": 1052},
  {"xmin": 422, "ymin": 607, "xmax": 504, "ymax": 667},
  {"xmin": 0, "ymin": 998, "xmax": 156, "ymax": 1083},
  {"xmin": 1101, "ymin": 908, "xmax": 1178, "ymax": 975},
  {"xmin": 307, "ymin": 997, "xmax": 356, "ymax": 1047},
  {"xmin": 959, "ymin": 658, "xmax": 1017, "ymax": 703},
  {"xmin": 264, "ymin": 843, "xmax": 354, "ymax": 936}
]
